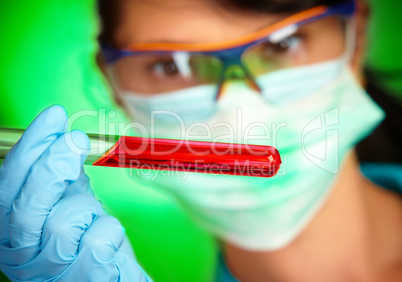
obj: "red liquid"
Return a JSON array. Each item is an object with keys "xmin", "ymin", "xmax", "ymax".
[{"xmin": 93, "ymin": 136, "xmax": 281, "ymax": 177}]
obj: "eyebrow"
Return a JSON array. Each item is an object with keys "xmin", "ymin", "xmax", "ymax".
[{"xmin": 122, "ymin": 6, "xmax": 328, "ymax": 52}]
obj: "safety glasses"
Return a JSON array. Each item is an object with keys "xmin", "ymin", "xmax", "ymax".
[{"xmin": 102, "ymin": 0, "xmax": 355, "ymax": 100}]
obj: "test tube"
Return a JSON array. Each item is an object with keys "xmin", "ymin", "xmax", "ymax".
[{"xmin": 0, "ymin": 128, "xmax": 281, "ymax": 177}]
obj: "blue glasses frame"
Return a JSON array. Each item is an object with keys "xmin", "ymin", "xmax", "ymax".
[{"xmin": 101, "ymin": 0, "xmax": 355, "ymax": 98}]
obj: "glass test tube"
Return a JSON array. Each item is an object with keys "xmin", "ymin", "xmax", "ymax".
[{"xmin": 0, "ymin": 128, "xmax": 281, "ymax": 177}]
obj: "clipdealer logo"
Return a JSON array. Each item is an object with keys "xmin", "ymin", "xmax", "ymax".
[{"xmin": 301, "ymin": 108, "xmax": 339, "ymax": 174}]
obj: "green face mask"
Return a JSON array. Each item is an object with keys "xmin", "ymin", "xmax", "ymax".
[{"xmin": 124, "ymin": 62, "xmax": 384, "ymax": 251}]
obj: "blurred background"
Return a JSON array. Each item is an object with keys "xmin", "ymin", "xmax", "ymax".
[{"xmin": 0, "ymin": 0, "xmax": 401, "ymax": 281}]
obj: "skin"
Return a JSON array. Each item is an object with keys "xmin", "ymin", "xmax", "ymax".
[{"xmin": 109, "ymin": 0, "xmax": 402, "ymax": 280}]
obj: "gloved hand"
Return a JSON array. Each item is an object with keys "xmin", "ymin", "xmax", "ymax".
[{"xmin": 0, "ymin": 105, "xmax": 150, "ymax": 281}]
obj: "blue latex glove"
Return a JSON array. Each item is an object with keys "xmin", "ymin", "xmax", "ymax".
[{"xmin": 0, "ymin": 105, "xmax": 150, "ymax": 281}]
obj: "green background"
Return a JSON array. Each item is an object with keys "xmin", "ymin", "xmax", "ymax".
[
  {"xmin": 0, "ymin": 0, "xmax": 401, "ymax": 281},
  {"xmin": 0, "ymin": 1, "xmax": 217, "ymax": 281}
]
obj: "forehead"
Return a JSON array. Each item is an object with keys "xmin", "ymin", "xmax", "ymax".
[{"xmin": 113, "ymin": 0, "xmax": 285, "ymax": 47}]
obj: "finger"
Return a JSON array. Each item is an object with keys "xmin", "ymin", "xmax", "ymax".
[
  {"xmin": 0, "ymin": 105, "xmax": 68, "ymax": 211},
  {"xmin": 62, "ymin": 168, "xmax": 95, "ymax": 198},
  {"xmin": 37, "ymin": 194, "xmax": 103, "ymax": 277},
  {"xmin": 61, "ymin": 215, "xmax": 125, "ymax": 281},
  {"xmin": 8, "ymin": 130, "xmax": 89, "ymax": 253},
  {"xmin": 114, "ymin": 251, "xmax": 151, "ymax": 281},
  {"xmin": 79, "ymin": 215, "xmax": 125, "ymax": 262},
  {"xmin": 0, "ymin": 194, "xmax": 104, "ymax": 281}
]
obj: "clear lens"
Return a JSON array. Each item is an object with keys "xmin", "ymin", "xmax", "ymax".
[
  {"xmin": 111, "ymin": 53, "xmax": 223, "ymax": 95},
  {"xmin": 242, "ymin": 16, "xmax": 347, "ymax": 78}
]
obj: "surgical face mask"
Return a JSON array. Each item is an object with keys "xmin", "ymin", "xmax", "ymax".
[{"xmin": 114, "ymin": 58, "xmax": 384, "ymax": 251}]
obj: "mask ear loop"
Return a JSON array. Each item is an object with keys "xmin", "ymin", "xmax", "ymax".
[
  {"xmin": 313, "ymin": 15, "xmax": 357, "ymax": 84},
  {"xmin": 342, "ymin": 15, "xmax": 358, "ymax": 68}
]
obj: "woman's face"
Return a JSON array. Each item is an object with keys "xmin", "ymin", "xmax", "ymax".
[{"xmin": 109, "ymin": 0, "xmax": 350, "ymax": 95}]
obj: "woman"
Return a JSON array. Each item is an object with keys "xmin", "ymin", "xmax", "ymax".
[{"xmin": 0, "ymin": 0, "xmax": 401, "ymax": 281}]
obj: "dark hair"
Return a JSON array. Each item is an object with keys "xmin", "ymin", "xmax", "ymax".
[
  {"xmin": 217, "ymin": 0, "xmax": 346, "ymax": 13},
  {"xmin": 97, "ymin": 0, "xmax": 120, "ymax": 46},
  {"xmin": 97, "ymin": 0, "xmax": 346, "ymax": 45}
]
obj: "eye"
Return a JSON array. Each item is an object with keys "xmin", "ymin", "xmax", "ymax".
[
  {"xmin": 262, "ymin": 35, "xmax": 302, "ymax": 57},
  {"xmin": 151, "ymin": 59, "xmax": 179, "ymax": 76}
]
